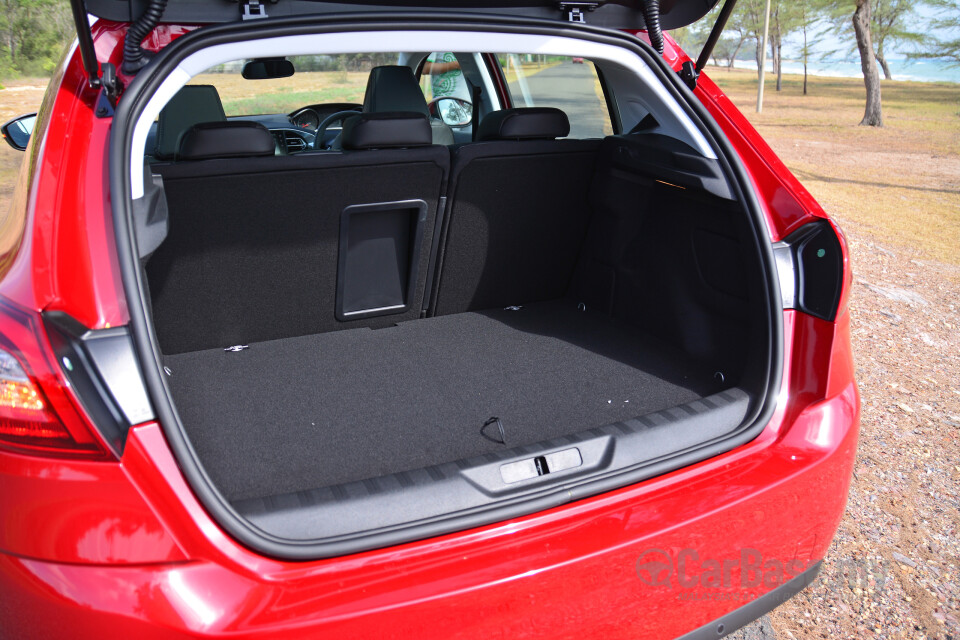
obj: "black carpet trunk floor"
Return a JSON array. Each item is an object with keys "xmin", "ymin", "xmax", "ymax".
[{"xmin": 164, "ymin": 299, "xmax": 719, "ymax": 502}]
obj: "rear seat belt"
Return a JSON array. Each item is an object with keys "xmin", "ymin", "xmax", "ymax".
[{"xmin": 471, "ymin": 83, "xmax": 482, "ymax": 141}]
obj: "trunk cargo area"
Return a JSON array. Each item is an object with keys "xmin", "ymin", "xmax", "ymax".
[
  {"xmin": 146, "ymin": 132, "xmax": 770, "ymax": 521},
  {"xmin": 164, "ymin": 298, "xmax": 718, "ymax": 502}
]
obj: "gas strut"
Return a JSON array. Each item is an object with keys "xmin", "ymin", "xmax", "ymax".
[{"xmin": 680, "ymin": 0, "xmax": 740, "ymax": 90}]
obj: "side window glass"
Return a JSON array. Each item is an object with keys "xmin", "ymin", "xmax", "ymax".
[
  {"xmin": 420, "ymin": 52, "xmax": 471, "ymax": 102},
  {"xmin": 497, "ymin": 54, "xmax": 614, "ymax": 139},
  {"xmin": 421, "ymin": 52, "xmax": 474, "ymax": 129}
]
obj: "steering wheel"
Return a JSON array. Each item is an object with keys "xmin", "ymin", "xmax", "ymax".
[{"xmin": 315, "ymin": 109, "xmax": 362, "ymax": 149}]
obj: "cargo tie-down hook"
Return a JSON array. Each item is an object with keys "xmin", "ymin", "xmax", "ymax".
[{"xmin": 481, "ymin": 417, "xmax": 506, "ymax": 444}]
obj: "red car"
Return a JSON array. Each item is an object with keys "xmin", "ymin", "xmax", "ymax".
[{"xmin": 0, "ymin": 0, "xmax": 858, "ymax": 637}]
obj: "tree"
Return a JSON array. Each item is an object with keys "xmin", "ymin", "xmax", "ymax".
[
  {"xmin": 734, "ymin": 0, "xmax": 769, "ymax": 81},
  {"xmin": 0, "ymin": 0, "xmax": 72, "ymax": 78},
  {"xmin": 870, "ymin": 0, "xmax": 925, "ymax": 79},
  {"xmin": 910, "ymin": 0, "xmax": 960, "ymax": 66},
  {"xmin": 798, "ymin": 2, "xmax": 814, "ymax": 94},
  {"xmin": 853, "ymin": 0, "xmax": 884, "ymax": 125},
  {"xmin": 732, "ymin": 0, "xmax": 803, "ymax": 90}
]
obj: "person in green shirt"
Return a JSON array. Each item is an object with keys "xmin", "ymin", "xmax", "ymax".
[{"xmin": 422, "ymin": 52, "xmax": 470, "ymax": 101}]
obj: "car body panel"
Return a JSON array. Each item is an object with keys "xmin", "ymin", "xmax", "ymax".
[
  {"xmin": 0, "ymin": 16, "xmax": 860, "ymax": 639},
  {"xmin": 0, "ymin": 367, "xmax": 857, "ymax": 637}
]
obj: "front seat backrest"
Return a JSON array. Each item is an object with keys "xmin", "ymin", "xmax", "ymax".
[
  {"xmin": 362, "ymin": 66, "xmax": 454, "ymax": 145},
  {"xmin": 178, "ymin": 121, "xmax": 277, "ymax": 161},
  {"xmin": 155, "ymin": 85, "xmax": 227, "ymax": 160}
]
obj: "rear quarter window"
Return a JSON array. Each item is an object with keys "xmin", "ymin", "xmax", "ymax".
[{"xmin": 497, "ymin": 54, "xmax": 614, "ymax": 138}]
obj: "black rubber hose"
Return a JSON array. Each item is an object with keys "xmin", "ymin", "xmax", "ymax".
[
  {"xmin": 122, "ymin": 0, "xmax": 169, "ymax": 75},
  {"xmin": 641, "ymin": 0, "xmax": 665, "ymax": 55}
]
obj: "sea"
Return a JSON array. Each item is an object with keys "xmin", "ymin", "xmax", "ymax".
[{"xmin": 724, "ymin": 57, "xmax": 960, "ymax": 84}]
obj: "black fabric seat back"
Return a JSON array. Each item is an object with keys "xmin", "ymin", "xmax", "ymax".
[
  {"xmin": 362, "ymin": 65, "xmax": 455, "ymax": 145},
  {"xmin": 154, "ymin": 85, "xmax": 227, "ymax": 161},
  {"xmin": 177, "ymin": 121, "xmax": 276, "ymax": 161},
  {"xmin": 148, "ymin": 113, "xmax": 448, "ymax": 354},
  {"xmin": 431, "ymin": 108, "xmax": 601, "ymax": 316}
]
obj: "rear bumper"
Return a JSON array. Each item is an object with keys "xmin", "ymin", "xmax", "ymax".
[{"xmin": 0, "ymin": 379, "xmax": 859, "ymax": 639}]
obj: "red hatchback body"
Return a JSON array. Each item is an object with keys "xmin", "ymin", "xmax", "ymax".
[{"xmin": 0, "ymin": 1, "xmax": 858, "ymax": 637}]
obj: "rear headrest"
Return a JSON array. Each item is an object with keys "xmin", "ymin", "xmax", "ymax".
[
  {"xmin": 341, "ymin": 112, "xmax": 432, "ymax": 150},
  {"xmin": 362, "ymin": 66, "xmax": 430, "ymax": 115},
  {"xmin": 478, "ymin": 107, "xmax": 570, "ymax": 141},
  {"xmin": 178, "ymin": 121, "xmax": 276, "ymax": 161},
  {"xmin": 155, "ymin": 85, "xmax": 226, "ymax": 160}
]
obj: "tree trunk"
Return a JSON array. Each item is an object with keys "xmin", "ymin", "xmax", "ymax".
[
  {"xmin": 754, "ymin": 40, "xmax": 764, "ymax": 82},
  {"xmin": 728, "ymin": 38, "xmax": 744, "ymax": 68},
  {"xmin": 771, "ymin": 7, "xmax": 782, "ymax": 92},
  {"xmin": 802, "ymin": 22, "xmax": 808, "ymax": 95},
  {"xmin": 853, "ymin": 0, "xmax": 883, "ymax": 126},
  {"xmin": 876, "ymin": 46, "xmax": 893, "ymax": 80},
  {"xmin": 775, "ymin": 41, "xmax": 783, "ymax": 92}
]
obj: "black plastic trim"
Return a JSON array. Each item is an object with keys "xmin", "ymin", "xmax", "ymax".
[
  {"xmin": 335, "ymin": 199, "xmax": 428, "ymax": 321},
  {"xmin": 772, "ymin": 219, "xmax": 844, "ymax": 322},
  {"xmin": 43, "ymin": 313, "xmax": 155, "ymax": 456},
  {"xmin": 84, "ymin": 0, "xmax": 720, "ymax": 31},
  {"xmin": 594, "ymin": 64, "xmax": 622, "ymax": 135},
  {"xmin": 110, "ymin": 13, "xmax": 783, "ymax": 560},
  {"xmin": 677, "ymin": 561, "xmax": 822, "ymax": 640}
]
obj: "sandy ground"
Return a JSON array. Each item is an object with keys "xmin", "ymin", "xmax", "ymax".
[
  {"xmin": 711, "ymin": 69, "xmax": 960, "ymax": 640},
  {"xmin": 0, "ymin": 80, "xmax": 47, "ymax": 215},
  {"xmin": 1, "ymin": 70, "xmax": 959, "ymax": 638}
]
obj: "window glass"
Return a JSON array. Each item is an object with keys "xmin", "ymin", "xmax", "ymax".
[
  {"xmin": 419, "ymin": 52, "xmax": 471, "ymax": 102},
  {"xmin": 497, "ymin": 54, "xmax": 614, "ymax": 138},
  {"xmin": 188, "ymin": 54, "xmax": 403, "ymax": 116}
]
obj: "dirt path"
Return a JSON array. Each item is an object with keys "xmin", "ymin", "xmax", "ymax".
[{"xmin": 765, "ymin": 218, "xmax": 960, "ymax": 639}]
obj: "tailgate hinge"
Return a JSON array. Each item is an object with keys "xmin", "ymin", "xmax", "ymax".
[
  {"xmin": 678, "ymin": 60, "xmax": 699, "ymax": 91},
  {"xmin": 95, "ymin": 64, "xmax": 123, "ymax": 116},
  {"xmin": 70, "ymin": 0, "xmax": 125, "ymax": 109},
  {"xmin": 558, "ymin": 2, "xmax": 600, "ymax": 23}
]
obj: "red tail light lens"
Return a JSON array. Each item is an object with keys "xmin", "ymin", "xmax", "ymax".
[{"xmin": 0, "ymin": 297, "xmax": 112, "ymax": 459}]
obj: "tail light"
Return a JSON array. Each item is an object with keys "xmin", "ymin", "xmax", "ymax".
[
  {"xmin": 773, "ymin": 220, "xmax": 847, "ymax": 322},
  {"xmin": 0, "ymin": 296, "xmax": 112, "ymax": 460}
]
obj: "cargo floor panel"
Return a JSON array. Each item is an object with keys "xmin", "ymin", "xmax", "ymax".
[{"xmin": 164, "ymin": 299, "xmax": 722, "ymax": 503}]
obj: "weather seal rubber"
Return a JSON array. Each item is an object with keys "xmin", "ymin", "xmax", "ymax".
[{"xmin": 109, "ymin": 12, "xmax": 783, "ymax": 560}]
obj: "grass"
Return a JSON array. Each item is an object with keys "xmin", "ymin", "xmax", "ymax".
[
  {"xmin": 706, "ymin": 67, "xmax": 960, "ymax": 265},
  {"xmin": 191, "ymin": 71, "xmax": 369, "ymax": 116},
  {"xmin": 0, "ymin": 78, "xmax": 49, "ymax": 218}
]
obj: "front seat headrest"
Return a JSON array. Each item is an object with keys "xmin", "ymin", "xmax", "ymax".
[
  {"xmin": 178, "ymin": 121, "xmax": 276, "ymax": 161},
  {"xmin": 341, "ymin": 112, "xmax": 432, "ymax": 150},
  {"xmin": 362, "ymin": 66, "xmax": 430, "ymax": 115},
  {"xmin": 155, "ymin": 85, "xmax": 227, "ymax": 160},
  {"xmin": 478, "ymin": 107, "xmax": 570, "ymax": 141}
]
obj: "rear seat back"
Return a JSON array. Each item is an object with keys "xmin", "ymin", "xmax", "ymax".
[
  {"xmin": 431, "ymin": 108, "xmax": 601, "ymax": 316},
  {"xmin": 148, "ymin": 114, "xmax": 448, "ymax": 354}
]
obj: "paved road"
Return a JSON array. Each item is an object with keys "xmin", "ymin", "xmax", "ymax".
[{"xmin": 508, "ymin": 61, "xmax": 611, "ymax": 139}]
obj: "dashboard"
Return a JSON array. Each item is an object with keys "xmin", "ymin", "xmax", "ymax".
[{"xmin": 145, "ymin": 102, "xmax": 364, "ymax": 161}]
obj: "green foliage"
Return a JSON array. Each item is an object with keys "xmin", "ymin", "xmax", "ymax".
[
  {"xmin": 0, "ymin": 0, "xmax": 73, "ymax": 79},
  {"xmin": 910, "ymin": 0, "xmax": 960, "ymax": 66}
]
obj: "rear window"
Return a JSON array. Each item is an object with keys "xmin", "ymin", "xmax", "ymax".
[
  {"xmin": 190, "ymin": 54, "xmax": 402, "ymax": 116},
  {"xmin": 497, "ymin": 54, "xmax": 614, "ymax": 138}
]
